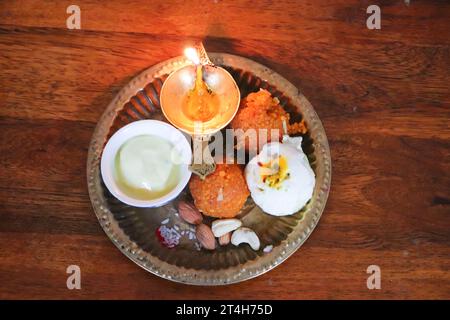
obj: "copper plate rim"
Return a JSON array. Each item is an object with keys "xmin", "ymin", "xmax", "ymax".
[{"xmin": 86, "ymin": 53, "xmax": 332, "ymax": 285}]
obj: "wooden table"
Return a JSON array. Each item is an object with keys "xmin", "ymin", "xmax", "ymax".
[{"xmin": 0, "ymin": 0, "xmax": 449, "ymax": 300}]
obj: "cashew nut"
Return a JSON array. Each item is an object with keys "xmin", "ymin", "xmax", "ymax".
[
  {"xmin": 211, "ymin": 218, "xmax": 242, "ymax": 238},
  {"xmin": 231, "ymin": 227, "xmax": 260, "ymax": 251}
]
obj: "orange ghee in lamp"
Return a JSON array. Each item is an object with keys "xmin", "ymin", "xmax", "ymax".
[{"xmin": 182, "ymin": 65, "xmax": 220, "ymax": 122}]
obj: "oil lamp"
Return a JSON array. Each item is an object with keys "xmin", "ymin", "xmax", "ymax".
[
  {"xmin": 160, "ymin": 43, "xmax": 240, "ymax": 178},
  {"xmin": 160, "ymin": 43, "xmax": 240, "ymax": 135}
]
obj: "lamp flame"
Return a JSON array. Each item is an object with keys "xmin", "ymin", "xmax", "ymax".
[{"xmin": 184, "ymin": 47, "xmax": 200, "ymax": 65}]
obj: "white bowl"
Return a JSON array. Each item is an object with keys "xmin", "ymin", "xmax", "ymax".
[{"xmin": 100, "ymin": 120, "xmax": 192, "ymax": 207}]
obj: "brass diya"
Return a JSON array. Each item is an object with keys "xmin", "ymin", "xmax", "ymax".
[
  {"xmin": 160, "ymin": 64, "xmax": 240, "ymax": 136},
  {"xmin": 160, "ymin": 44, "xmax": 240, "ymax": 178},
  {"xmin": 87, "ymin": 53, "xmax": 331, "ymax": 285}
]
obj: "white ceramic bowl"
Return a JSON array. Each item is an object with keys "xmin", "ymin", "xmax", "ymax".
[{"xmin": 100, "ymin": 120, "xmax": 192, "ymax": 207}]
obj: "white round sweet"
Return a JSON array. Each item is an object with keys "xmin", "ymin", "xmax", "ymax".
[{"xmin": 245, "ymin": 136, "xmax": 315, "ymax": 216}]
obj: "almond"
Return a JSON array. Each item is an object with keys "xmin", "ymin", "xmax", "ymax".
[
  {"xmin": 195, "ymin": 224, "xmax": 216, "ymax": 250},
  {"xmin": 218, "ymin": 232, "xmax": 231, "ymax": 246},
  {"xmin": 178, "ymin": 201, "xmax": 203, "ymax": 225}
]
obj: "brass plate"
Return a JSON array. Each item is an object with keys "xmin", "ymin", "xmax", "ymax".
[{"xmin": 87, "ymin": 53, "xmax": 331, "ymax": 285}]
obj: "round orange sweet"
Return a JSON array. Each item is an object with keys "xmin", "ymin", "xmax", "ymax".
[
  {"xmin": 230, "ymin": 89, "xmax": 306, "ymax": 152},
  {"xmin": 189, "ymin": 163, "xmax": 249, "ymax": 218}
]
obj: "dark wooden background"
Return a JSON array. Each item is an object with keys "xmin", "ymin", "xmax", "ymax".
[{"xmin": 0, "ymin": 0, "xmax": 449, "ymax": 299}]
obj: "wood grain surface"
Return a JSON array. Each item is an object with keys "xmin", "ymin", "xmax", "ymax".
[{"xmin": 0, "ymin": 0, "xmax": 449, "ymax": 299}]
